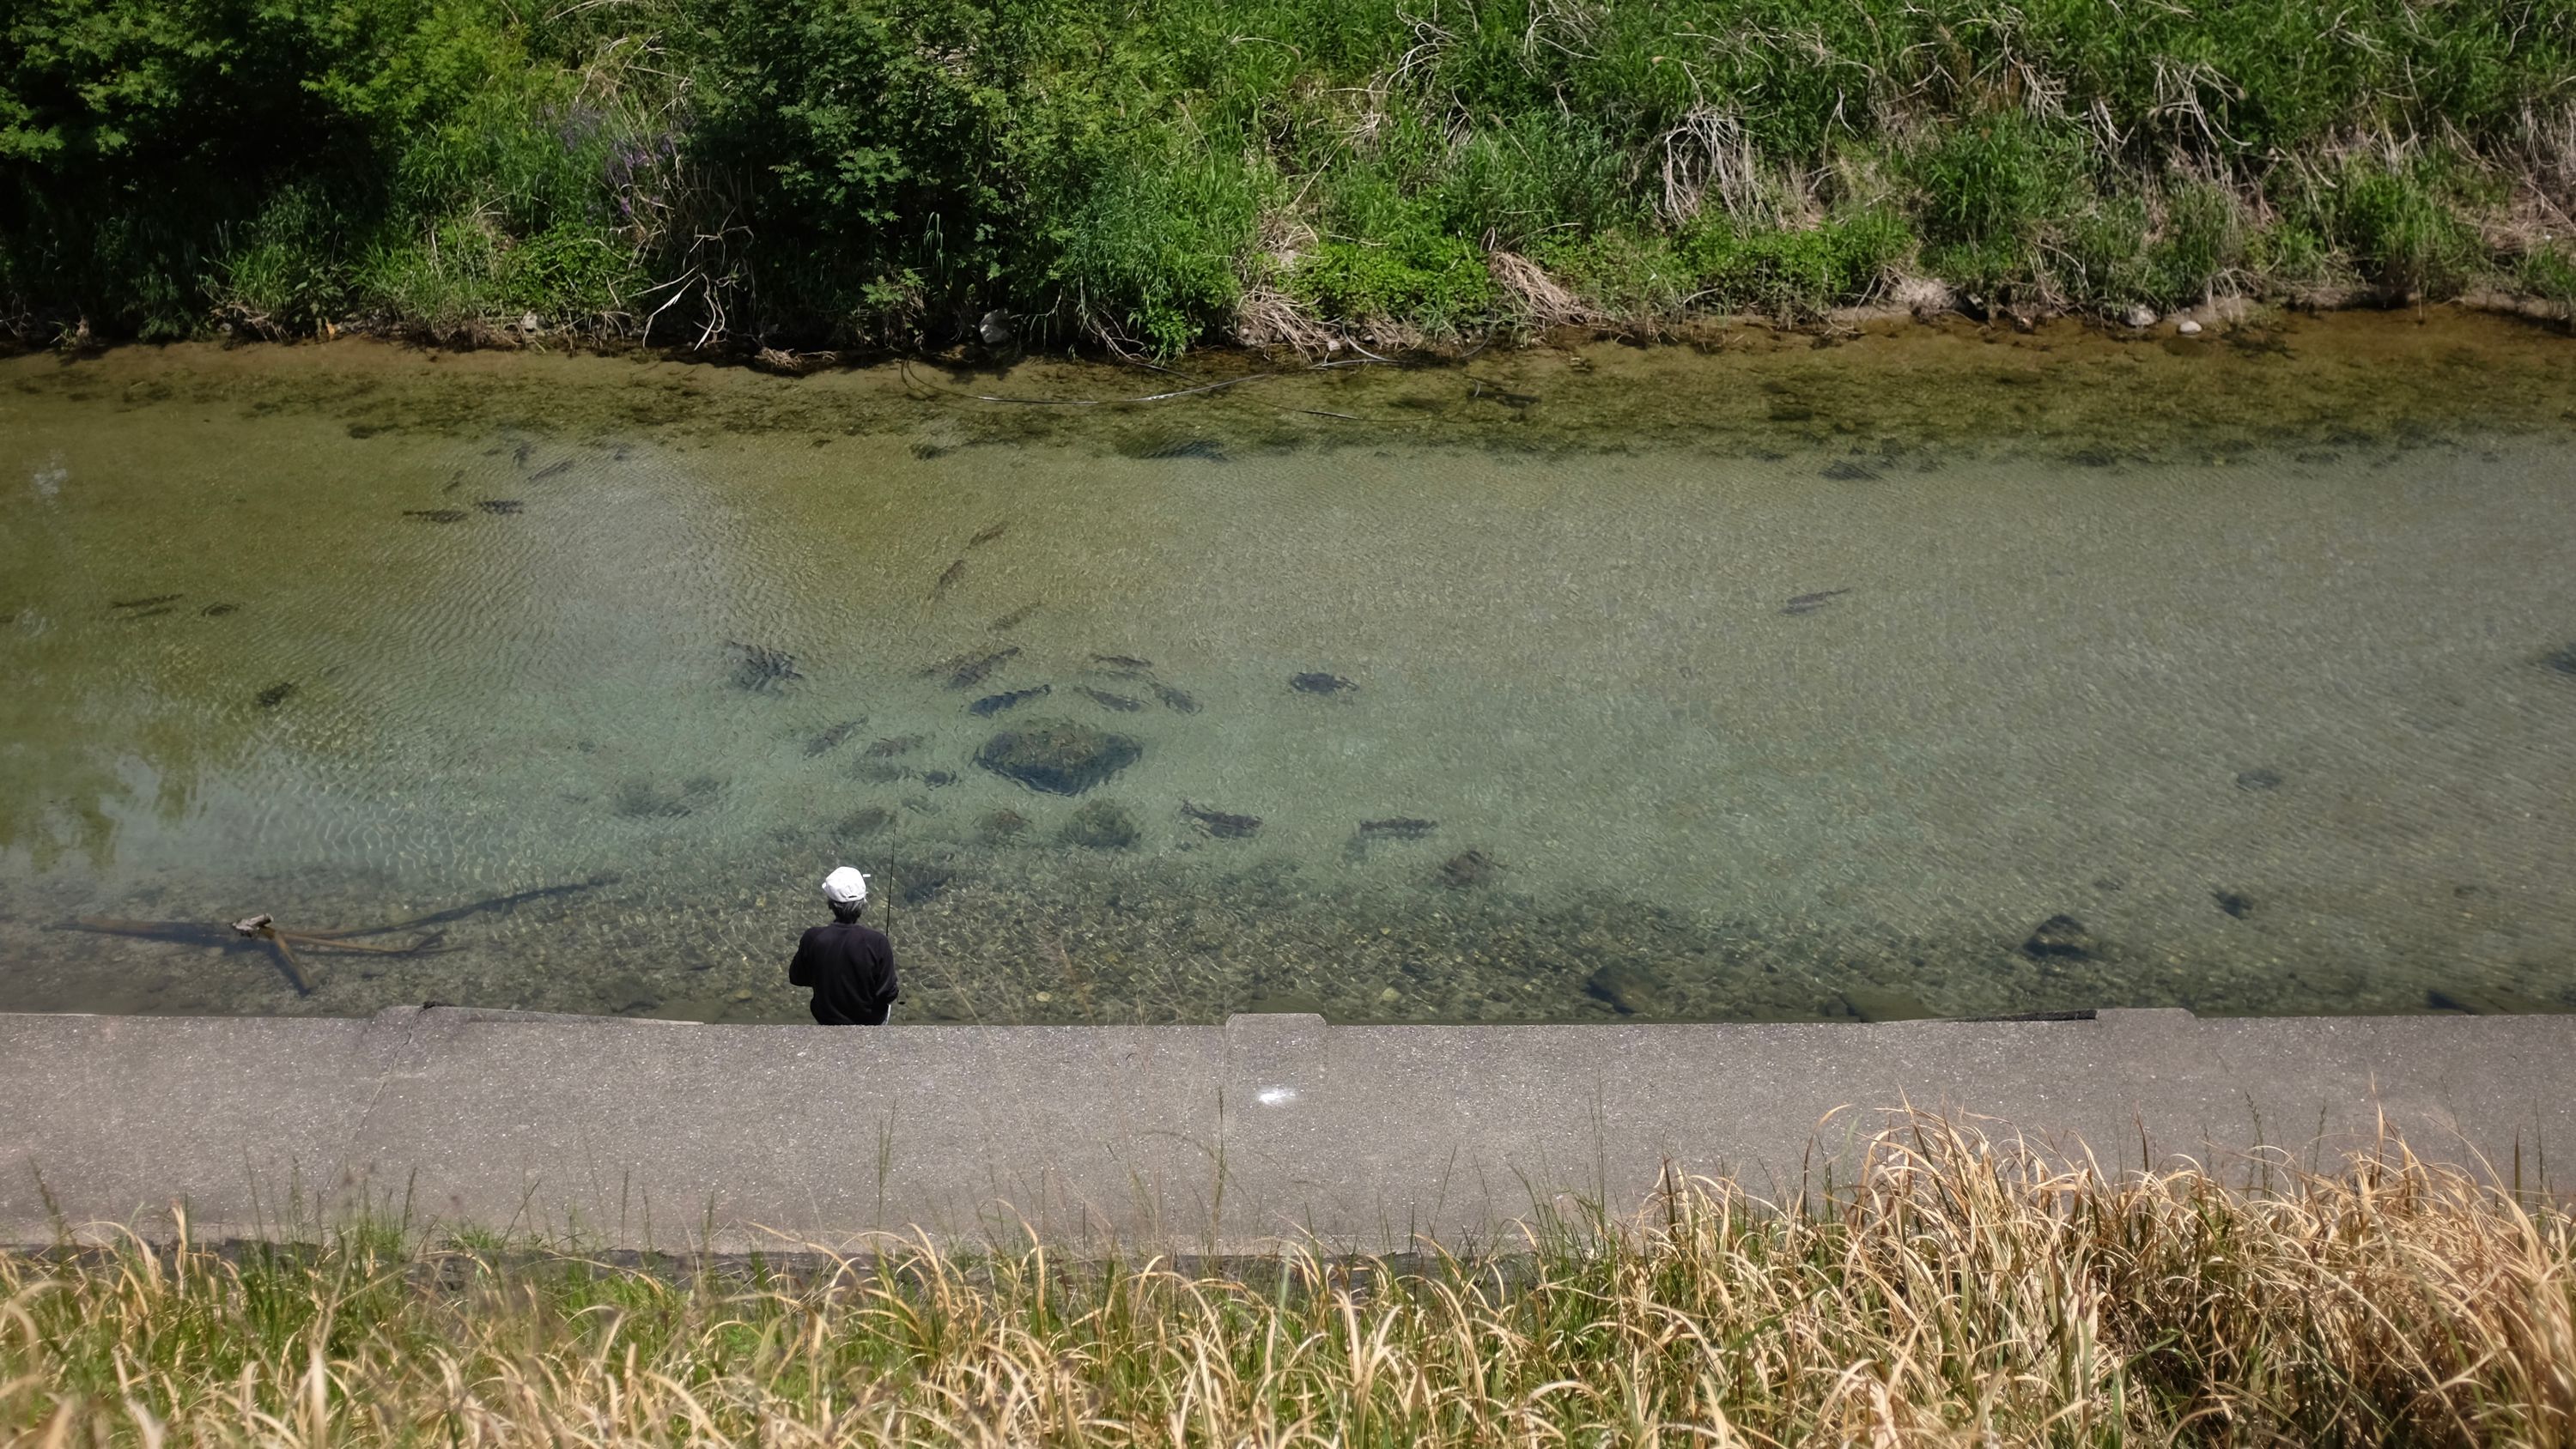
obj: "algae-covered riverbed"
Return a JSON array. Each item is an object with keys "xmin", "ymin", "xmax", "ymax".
[{"xmin": 3, "ymin": 313, "xmax": 2573, "ymax": 1023}]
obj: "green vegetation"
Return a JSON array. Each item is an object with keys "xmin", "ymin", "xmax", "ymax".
[
  {"xmin": 3, "ymin": 0, "xmax": 2572, "ymax": 353},
  {"xmin": 5, "ymin": 1119, "xmax": 2571, "ymax": 1442}
]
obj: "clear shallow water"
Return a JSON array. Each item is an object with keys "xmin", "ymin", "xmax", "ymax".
[{"xmin": 3, "ymin": 325, "xmax": 2573, "ymax": 1023}]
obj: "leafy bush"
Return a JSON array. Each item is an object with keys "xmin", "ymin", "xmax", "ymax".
[
  {"xmin": 1052, "ymin": 142, "xmax": 1267, "ymax": 353},
  {"xmin": 2, "ymin": 0, "xmax": 2568, "ymax": 346},
  {"xmin": 1288, "ymin": 227, "xmax": 1496, "ymax": 330},
  {"xmin": 1908, "ymin": 116, "xmax": 2087, "ymax": 300},
  {"xmin": 1676, "ymin": 210, "xmax": 1912, "ymax": 317},
  {"xmin": 2316, "ymin": 152, "xmax": 2487, "ymax": 295}
]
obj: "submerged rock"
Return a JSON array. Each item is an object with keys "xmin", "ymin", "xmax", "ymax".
[
  {"xmin": 1584, "ymin": 962, "xmax": 1665, "ymax": 1015},
  {"xmin": 977, "ymin": 809, "xmax": 1030, "ymax": 841},
  {"xmin": 976, "ymin": 718, "xmax": 1142, "ymax": 795},
  {"xmin": 2021, "ymin": 914, "xmax": 2097, "ymax": 961},
  {"xmin": 1060, "ymin": 799, "xmax": 1140, "ymax": 849}
]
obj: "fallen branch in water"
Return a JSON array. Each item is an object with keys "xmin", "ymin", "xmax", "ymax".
[{"xmin": 64, "ymin": 912, "xmax": 453, "ymax": 996}]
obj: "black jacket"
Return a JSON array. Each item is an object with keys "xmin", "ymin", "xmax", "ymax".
[{"xmin": 787, "ymin": 920, "xmax": 899, "ymax": 1024}]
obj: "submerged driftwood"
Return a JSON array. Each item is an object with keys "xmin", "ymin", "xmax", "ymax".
[
  {"xmin": 62, "ymin": 877, "xmax": 612, "ymax": 995},
  {"xmin": 66, "ymin": 913, "xmax": 444, "ymax": 995}
]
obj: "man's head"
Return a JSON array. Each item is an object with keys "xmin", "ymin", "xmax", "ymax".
[{"xmin": 822, "ymin": 865, "xmax": 870, "ymax": 923}]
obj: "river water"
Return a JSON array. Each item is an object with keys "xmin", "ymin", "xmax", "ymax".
[{"xmin": 3, "ymin": 315, "xmax": 2572, "ymax": 1023}]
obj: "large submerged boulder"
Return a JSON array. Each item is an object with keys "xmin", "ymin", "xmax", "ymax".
[{"xmin": 975, "ymin": 718, "xmax": 1142, "ymax": 795}]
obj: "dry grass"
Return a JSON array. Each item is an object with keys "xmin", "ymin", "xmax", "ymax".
[
  {"xmin": 3, "ymin": 1114, "xmax": 2571, "ymax": 1446},
  {"xmin": 1485, "ymin": 252, "xmax": 1599, "ymax": 330}
]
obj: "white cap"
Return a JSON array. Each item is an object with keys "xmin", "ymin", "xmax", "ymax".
[{"xmin": 822, "ymin": 866, "xmax": 870, "ymax": 906}]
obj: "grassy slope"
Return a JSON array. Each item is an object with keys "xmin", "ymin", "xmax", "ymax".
[
  {"xmin": 4, "ymin": 1118, "xmax": 2571, "ymax": 1444},
  {"xmin": 3, "ymin": 0, "xmax": 2572, "ymax": 353}
]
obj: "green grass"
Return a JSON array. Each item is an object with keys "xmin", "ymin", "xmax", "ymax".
[{"xmin": 4, "ymin": 0, "xmax": 2572, "ymax": 352}]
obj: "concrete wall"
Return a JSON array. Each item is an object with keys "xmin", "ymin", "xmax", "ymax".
[{"xmin": 4, "ymin": 1008, "xmax": 2569, "ymax": 1253}]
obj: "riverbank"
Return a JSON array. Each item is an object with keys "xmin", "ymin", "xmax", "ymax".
[
  {"xmin": 9, "ymin": 1006, "xmax": 2573, "ymax": 1250},
  {"xmin": 6, "ymin": 1107, "xmax": 2569, "ymax": 1445},
  {"xmin": 5, "ymin": 0, "xmax": 2571, "ymax": 354},
  {"xmin": 6, "ymin": 1007, "xmax": 2574, "ymax": 1441},
  {"xmin": 11, "ymin": 306, "xmax": 2575, "ymax": 464}
]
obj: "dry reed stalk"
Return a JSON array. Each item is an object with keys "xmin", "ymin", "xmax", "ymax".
[{"xmin": 1485, "ymin": 251, "xmax": 1598, "ymax": 329}]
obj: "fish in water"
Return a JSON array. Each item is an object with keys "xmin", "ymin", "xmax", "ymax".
[
  {"xmin": 969, "ymin": 684, "xmax": 1050, "ymax": 717},
  {"xmin": 1077, "ymin": 685, "xmax": 1145, "ymax": 712},
  {"xmin": 120, "ymin": 605, "xmax": 173, "ymax": 620},
  {"xmin": 1182, "ymin": 800, "xmax": 1261, "ymax": 839},
  {"xmin": 254, "ymin": 682, "xmax": 297, "ymax": 708},
  {"xmin": 1090, "ymin": 654, "xmax": 1154, "ymax": 675},
  {"xmin": 1359, "ymin": 817, "xmax": 1438, "ymax": 840},
  {"xmin": 513, "ymin": 441, "xmax": 534, "ymax": 467},
  {"xmin": 725, "ymin": 640, "xmax": 804, "ymax": 692},
  {"xmin": 475, "ymin": 499, "xmax": 523, "ymax": 515},
  {"xmin": 1151, "ymin": 682, "xmax": 1200, "ymax": 715},
  {"xmin": 805, "ymin": 720, "xmax": 864, "ymax": 756},
  {"xmin": 1291, "ymin": 672, "xmax": 1356, "ymax": 694},
  {"xmin": 865, "ymin": 734, "xmax": 927, "ymax": 757},
  {"xmin": 110, "ymin": 594, "xmax": 181, "ymax": 610},
  {"xmin": 926, "ymin": 556, "xmax": 967, "ymax": 605},
  {"xmin": 987, "ymin": 602, "xmax": 1040, "ymax": 632},
  {"xmin": 404, "ymin": 508, "xmax": 467, "ymax": 524},
  {"xmin": 945, "ymin": 646, "xmax": 1020, "ymax": 689},
  {"xmin": 529, "ymin": 459, "xmax": 572, "ymax": 482},
  {"xmin": 1782, "ymin": 589, "xmax": 1850, "ymax": 616},
  {"xmin": 1438, "ymin": 849, "xmax": 1498, "ymax": 888},
  {"xmin": 199, "ymin": 603, "xmax": 239, "ymax": 617},
  {"xmin": 969, "ymin": 521, "xmax": 1009, "ymax": 547}
]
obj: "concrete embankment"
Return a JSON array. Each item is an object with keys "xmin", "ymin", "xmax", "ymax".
[{"xmin": 5, "ymin": 1008, "xmax": 2570, "ymax": 1253}]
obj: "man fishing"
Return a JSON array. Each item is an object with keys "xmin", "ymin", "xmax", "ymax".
[{"xmin": 787, "ymin": 866, "xmax": 900, "ymax": 1025}]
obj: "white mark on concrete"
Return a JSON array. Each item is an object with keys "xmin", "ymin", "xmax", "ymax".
[{"xmin": 1255, "ymin": 1086, "xmax": 1297, "ymax": 1106}]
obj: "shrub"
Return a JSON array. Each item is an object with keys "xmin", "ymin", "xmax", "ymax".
[
  {"xmin": 1677, "ymin": 209, "xmax": 1911, "ymax": 317},
  {"xmin": 1287, "ymin": 226, "xmax": 1496, "ymax": 330}
]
